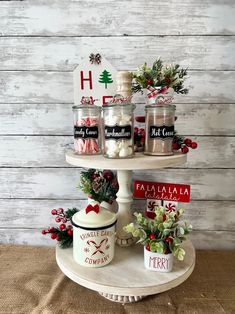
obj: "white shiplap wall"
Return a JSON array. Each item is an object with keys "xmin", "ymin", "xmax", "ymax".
[{"xmin": 0, "ymin": 0, "xmax": 234, "ymax": 249}]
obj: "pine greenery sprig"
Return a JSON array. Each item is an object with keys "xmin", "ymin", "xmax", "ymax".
[
  {"xmin": 78, "ymin": 168, "xmax": 119, "ymax": 204},
  {"xmin": 132, "ymin": 58, "xmax": 189, "ymax": 95}
]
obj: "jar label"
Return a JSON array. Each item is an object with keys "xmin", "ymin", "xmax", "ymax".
[
  {"xmin": 105, "ymin": 125, "xmax": 131, "ymax": 140},
  {"xmin": 149, "ymin": 125, "xmax": 174, "ymax": 139},
  {"xmin": 74, "ymin": 126, "xmax": 99, "ymax": 139}
]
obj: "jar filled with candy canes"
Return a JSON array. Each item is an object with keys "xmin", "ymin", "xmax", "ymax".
[
  {"xmin": 103, "ymin": 103, "xmax": 135, "ymax": 158},
  {"xmin": 73, "ymin": 105, "xmax": 101, "ymax": 154}
]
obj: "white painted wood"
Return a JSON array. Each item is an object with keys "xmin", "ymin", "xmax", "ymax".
[
  {"xmin": 1, "ymin": 71, "xmax": 235, "ymax": 104},
  {"xmin": 0, "ymin": 0, "xmax": 234, "ymax": 251},
  {"xmin": 1, "ymin": 36, "xmax": 235, "ymax": 71},
  {"xmin": 56, "ymin": 241, "xmax": 195, "ymax": 300},
  {"xmin": 66, "ymin": 151, "xmax": 187, "ymax": 170},
  {"xmin": 0, "ymin": 168, "xmax": 234, "ymax": 200},
  {"xmin": 0, "ymin": 0, "xmax": 234, "ymax": 36},
  {"xmin": 133, "ymin": 201, "xmax": 235, "ymax": 232},
  {"xmin": 1, "ymin": 229, "xmax": 234, "ymax": 249},
  {"xmin": 1, "ymin": 103, "xmax": 234, "ymax": 136},
  {"xmin": 0, "ymin": 136, "xmax": 234, "ymax": 168},
  {"xmin": 0, "ymin": 103, "xmax": 74, "ymax": 135},
  {"xmin": 0, "ymin": 200, "xmax": 234, "ymax": 232},
  {"xmin": 0, "ymin": 199, "xmax": 87, "ymax": 228},
  {"xmin": 116, "ymin": 170, "xmax": 134, "ymax": 246}
]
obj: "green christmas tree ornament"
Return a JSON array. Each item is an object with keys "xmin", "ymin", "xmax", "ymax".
[{"xmin": 99, "ymin": 70, "xmax": 113, "ymax": 89}]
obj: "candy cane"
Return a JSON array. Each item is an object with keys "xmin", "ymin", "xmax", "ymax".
[
  {"xmin": 74, "ymin": 117, "xmax": 100, "ymax": 154},
  {"xmin": 87, "ymin": 238, "xmax": 108, "ymax": 256}
]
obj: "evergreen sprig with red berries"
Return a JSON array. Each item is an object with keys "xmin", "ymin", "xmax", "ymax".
[
  {"xmin": 78, "ymin": 169, "xmax": 119, "ymax": 203},
  {"xmin": 41, "ymin": 207, "xmax": 79, "ymax": 248},
  {"xmin": 132, "ymin": 58, "xmax": 188, "ymax": 94}
]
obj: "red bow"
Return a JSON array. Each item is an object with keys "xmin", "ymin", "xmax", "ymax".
[{"xmin": 86, "ymin": 204, "xmax": 100, "ymax": 214}]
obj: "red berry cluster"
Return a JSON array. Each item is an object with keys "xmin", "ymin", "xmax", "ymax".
[
  {"xmin": 41, "ymin": 224, "xmax": 73, "ymax": 241},
  {"xmin": 134, "ymin": 127, "xmax": 145, "ymax": 142},
  {"xmin": 173, "ymin": 137, "xmax": 198, "ymax": 154},
  {"xmin": 134, "ymin": 127, "xmax": 145, "ymax": 151},
  {"xmin": 51, "ymin": 207, "xmax": 68, "ymax": 224},
  {"xmin": 41, "ymin": 207, "xmax": 78, "ymax": 248}
]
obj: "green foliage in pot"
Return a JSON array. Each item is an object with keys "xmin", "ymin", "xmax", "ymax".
[
  {"xmin": 123, "ymin": 207, "xmax": 192, "ymax": 261},
  {"xmin": 132, "ymin": 58, "xmax": 188, "ymax": 94}
]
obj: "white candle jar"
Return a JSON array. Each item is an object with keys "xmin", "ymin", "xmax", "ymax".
[
  {"xmin": 144, "ymin": 105, "xmax": 175, "ymax": 156},
  {"xmin": 73, "ymin": 105, "xmax": 101, "ymax": 155},
  {"xmin": 71, "ymin": 203, "xmax": 117, "ymax": 267},
  {"xmin": 102, "ymin": 103, "xmax": 135, "ymax": 158}
]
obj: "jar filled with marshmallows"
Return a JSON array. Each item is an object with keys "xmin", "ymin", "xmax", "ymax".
[{"xmin": 103, "ymin": 103, "xmax": 135, "ymax": 158}]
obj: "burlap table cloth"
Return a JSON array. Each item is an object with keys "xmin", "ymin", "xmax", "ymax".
[{"xmin": 0, "ymin": 244, "xmax": 234, "ymax": 314}]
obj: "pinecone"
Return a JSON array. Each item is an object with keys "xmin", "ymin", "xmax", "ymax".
[{"xmin": 92, "ymin": 177, "xmax": 105, "ymax": 193}]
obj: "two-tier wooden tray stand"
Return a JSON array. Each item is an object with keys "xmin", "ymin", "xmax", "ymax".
[{"xmin": 56, "ymin": 151, "xmax": 195, "ymax": 303}]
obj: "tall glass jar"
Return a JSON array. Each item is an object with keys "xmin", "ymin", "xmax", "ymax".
[
  {"xmin": 102, "ymin": 103, "xmax": 135, "ymax": 158},
  {"xmin": 144, "ymin": 105, "xmax": 175, "ymax": 156},
  {"xmin": 73, "ymin": 105, "xmax": 101, "ymax": 155}
]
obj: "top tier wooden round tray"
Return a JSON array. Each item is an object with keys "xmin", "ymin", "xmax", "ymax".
[{"xmin": 66, "ymin": 151, "xmax": 187, "ymax": 170}]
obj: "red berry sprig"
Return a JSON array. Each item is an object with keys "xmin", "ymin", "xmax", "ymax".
[
  {"xmin": 41, "ymin": 207, "xmax": 78, "ymax": 248},
  {"xmin": 172, "ymin": 135, "xmax": 198, "ymax": 154},
  {"xmin": 134, "ymin": 127, "xmax": 145, "ymax": 152}
]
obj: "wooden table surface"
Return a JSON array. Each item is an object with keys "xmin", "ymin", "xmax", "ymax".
[{"xmin": 0, "ymin": 244, "xmax": 234, "ymax": 313}]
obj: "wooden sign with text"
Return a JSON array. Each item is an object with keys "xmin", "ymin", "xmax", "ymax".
[
  {"xmin": 73, "ymin": 54, "xmax": 117, "ymax": 106},
  {"xmin": 134, "ymin": 181, "xmax": 190, "ymax": 203}
]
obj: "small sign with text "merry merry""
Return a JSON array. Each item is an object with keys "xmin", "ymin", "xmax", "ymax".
[
  {"xmin": 73, "ymin": 54, "xmax": 117, "ymax": 106},
  {"xmin": 134, "ymin": 181, "xmax": 190, "ymax": 203}
]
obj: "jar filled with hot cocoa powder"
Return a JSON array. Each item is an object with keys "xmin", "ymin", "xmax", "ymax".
[{"xmin": 144, "ymin": 105, "xmax": 175, "ymax": 156}]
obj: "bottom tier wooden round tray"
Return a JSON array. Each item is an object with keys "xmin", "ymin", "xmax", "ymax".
[{"xmin": 56, "ymin": 240, "xmax": 195, "ymax": 303}]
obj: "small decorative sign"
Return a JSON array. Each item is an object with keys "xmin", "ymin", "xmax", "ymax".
[
  {"xmin": 149, "ymin": 125, "xmax": 175, "ymax": 139},
  {"xmin": 74, "ymin": 126, "xmax": 99, "ymax": 139},
  {"xmin": 163, "ymin": 200, "xmax": 178, "ymax": 213},
  {"xmin": 73, "ymin": 54, "xmax": 117, "ymax": 106},
  {"xmin": 146, "ymin": 199, "xmax": 163, "ymax": 219},
  {"xmin": 134, "ymin": 180, "xmax": 190, "ymax": 203},
  {"xmin": 104, "ymin": 125, "xmax": 132, "ymax": 140}
]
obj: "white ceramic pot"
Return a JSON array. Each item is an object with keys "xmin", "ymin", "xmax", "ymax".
[
  {"xmin": 72, "ymin": 201, "xmax": 117, "ymax": 268},
  {"xmin": 144, "ymin": 246, "xmax": 173, "ymax": 272},
  {"xmin": 88, "ymin": 197, "xmax": 117, "ymax": 213}
]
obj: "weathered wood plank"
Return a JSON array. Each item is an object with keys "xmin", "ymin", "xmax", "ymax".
[
  {"xmin": 0, "ymin": 168, "xmax": 233, "ymax": 200},
  {"xmin": 1, "ymin": 36, "xmax": 235, "ymax": 71},
  {"xmin": 0, "ymin": 136, "xmax": 234, "ymax": 168},
  {"xmin": 1, "ymin": 103, "xmax": 234, "ymax": 136},
  {"xmin": 0, "ymin": 199, "xmax": 234, "ymax": 231},
  {"xmin": 0, "ymin": 0, "xmax": 234, "ymax": 36},
  {"xmin": 0, "ymin": 228, "xmax": 233, "ymax": 250},
  {"xmin": 0, "ymin": 71, "xmax": 235, "ymax": 104}
]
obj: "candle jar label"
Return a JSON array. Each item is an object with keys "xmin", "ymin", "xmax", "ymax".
[
  {"xmin": 149, "ymin": 125, "xmax": 174, "ymax": 139},
  {"xmin": 74, "ymin": 126, "xmax": 99, "ymax": 139},
  {"xmin": 104, "ymin": 125, "xmax": 132, "ymax": 140}
]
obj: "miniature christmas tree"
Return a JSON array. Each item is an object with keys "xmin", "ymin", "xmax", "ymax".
[{"xmin": 99, "ymin": 70, "xmax": 113, "ymax": 88}]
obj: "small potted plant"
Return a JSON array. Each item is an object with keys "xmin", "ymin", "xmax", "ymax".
[
  {"xmin": 132, "ymin": 58, "xmax": 188, "ymax": 105},
  {"xmin": 124, "ymin": 206, "xmax": 192, "ymax": 272}
]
